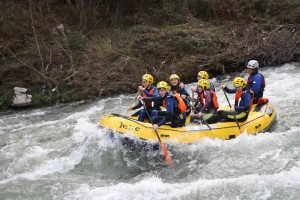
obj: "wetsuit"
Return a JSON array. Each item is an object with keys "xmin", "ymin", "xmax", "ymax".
[{"xmin": 247, "ymin": 72, "xmax": 265, "ymax": 104}]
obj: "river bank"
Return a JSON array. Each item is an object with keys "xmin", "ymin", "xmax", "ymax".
[{"xmin": 1, "ymin": 1, "xmax": 299, "ymax": 111}]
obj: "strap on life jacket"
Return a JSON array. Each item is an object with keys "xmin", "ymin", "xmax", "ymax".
[{"xmin": 142, "ymin": 87, "xmax": 155, "ymax": 108}]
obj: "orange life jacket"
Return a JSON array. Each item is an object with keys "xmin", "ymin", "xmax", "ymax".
[
  {"xmin": 162, "ymin": 92, "xmax": 187, "ymax": 114},
  {"xmin": 142, "ymin": 87, "xmax": 155, "ymax": 108},
  {"xmin": 235, "ymin": 90, "xmax": 254, "ymax": 109},
  {"xmin": 199, "ymin": 90, "xmax": 219, "ymax": 110}
]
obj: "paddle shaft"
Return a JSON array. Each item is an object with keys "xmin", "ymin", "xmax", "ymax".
[
  {"xmin": 140, "ymin": 100, "xmax": 173, "ymax": 166},
  {"xmin": 126, "ymin": 91, "xmax": 140, "ymax": 116},
  {"xmin": 222, "ymin": 89, "xmax": 242, "ymax": 132}
]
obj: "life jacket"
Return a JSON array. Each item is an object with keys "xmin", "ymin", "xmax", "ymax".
[
  {"xmin": 162, "ymin": 92, "xmax": 187, "ymax": 114},
  {"xmin": 142, "ymin": 86, "xmax": 155, "ymax": 108},
  {"xmin": 247, "ymin": 73, "xmax": 266, "ymax": 89},
  {"xmin": 199, "ymin": 90, "xmax": 219, "ymax": 110},
  {"xmin": 172, "ymin": 90, "xmax": 189, "ymax": 114},
  {"xmin": 235, "ymin": 90, "xmax": 254, "ymax": 109}
]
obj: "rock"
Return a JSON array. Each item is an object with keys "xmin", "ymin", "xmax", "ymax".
[
  {"xmin": 52, "ymin": 24, "xmax": 64, "ymax": 35},
  {"xmin": 11, "ymin": 87, "xmax": 32, "ymax": 108}
]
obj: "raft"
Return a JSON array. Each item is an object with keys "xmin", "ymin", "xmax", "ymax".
[{"xmin": 99, "ymin": 103, "xmax": 276, "ymax": 144}]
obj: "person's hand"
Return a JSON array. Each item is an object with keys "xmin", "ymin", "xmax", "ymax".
[
  {"xmin": 127, "ymin": 107, "xmax": 132, "ymax": 111},
  {"xmin": 179, "ymin": 82, "xmax": 185, "ymax": 89},
  {"xmin": 197, "ymin": 112, "xmax": 203, "ymax": 118},
  {"xmin": 181, "ymin": 94, "xmax": 186, "ymax": 99},
  {"xmin": 230, "ymin": 106, "xmax": 235, "ymax": 112},
  {"xmin": 153, "ymin": 124, "xmax": 159, "ymax": 131},
  {"xmin": 220, "ymin": 85, "xmax": 225, "ymax": 89},
  {"xmin": 137, "ymin": 96, "xmax": 143, "ymax": 101},
  {"xmin": 138, "ymin": 86, "xmax": 144, "ymax": 91}
]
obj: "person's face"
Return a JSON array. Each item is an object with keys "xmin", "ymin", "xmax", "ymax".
[
  {"xmin": 170, "ymin": 78, "xmax": 179, "ymax": 86},
  {"xmin": 142, "ymin": 79, "xmax": 149, "ymax": 88},
  {"xmin": 197, "ymin": 85, "xmax": 202, "ymax": 92},
  {"xmin": 247, "ymin": 68, "xmax": 254, "ymax": 75},
  {"xmin": 158, "ymin": 88, "xmax": 167, "ymax": 97},
  {"xmin": 236, "ymin": 86, "xmax": 243, "ymax": 92},
  {"xmin": 197, "ymin": 76, "xmax": 202, "ymax": 80}
]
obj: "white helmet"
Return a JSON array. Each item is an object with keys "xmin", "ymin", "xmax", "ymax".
[{"xmin": 247, "ymin": 60, "xmax": 259, "ymax": 69}]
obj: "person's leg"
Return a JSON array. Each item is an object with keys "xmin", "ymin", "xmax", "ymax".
[
  {"xmin": 138, "ymin": 109, "xmax": 147, "ymax": 122},
  {"xmin": 151, "ymin": 116, "xmax": 164, "ymax": 124},
  {"xmin": 227, "ymin": 111, "xmax": 248, "ymax": 120}
]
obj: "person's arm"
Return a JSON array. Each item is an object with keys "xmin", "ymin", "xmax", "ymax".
[
  {"xmin": 221, "ymin": 85, "xmax": 236, "ymax": 94},
  {"xmin": 200, "ymin": 90, "xmax": 212, "ymax": 112},
  {"xmin": 250, "ymin": 74, "xmax": 263, "ymax": 94},
  {"xmin": 131, "ymin": 101, "xmax": 142, "ymax": 110},
  {"xmin": 180, "ymin": 87, "xmax": 190, "ymax": 97},
  {"xmin": 235, "ymin": 92, "xmax": 251, "ymax": 112}
]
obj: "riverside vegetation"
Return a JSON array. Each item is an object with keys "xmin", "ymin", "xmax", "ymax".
[{"xmin": 0, "ymin": 0, "xmax": 299, "ymax": 110}]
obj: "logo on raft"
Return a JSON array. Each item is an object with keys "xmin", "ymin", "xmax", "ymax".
[
  {"xmin": 266, "ymin": 107, "xmax": 273, "ymax": 116},
  {"xmin": 119, "ymin": 122, "xmax": 140, "ymax": 131}
]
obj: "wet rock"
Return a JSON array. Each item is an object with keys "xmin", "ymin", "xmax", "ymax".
[{"xmin": 11, "ymin": 87, "xmax": 32, "ymax": 108}]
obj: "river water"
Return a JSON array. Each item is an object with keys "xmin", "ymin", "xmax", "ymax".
[{"xmin": 0, "ymin": 63, "xmax": 300, "ymax": 200}]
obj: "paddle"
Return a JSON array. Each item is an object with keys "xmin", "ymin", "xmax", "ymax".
[
  {"xmin": 140, "ymin": 100, "xmax": 173, "ymax": 167},
  {"xmin": 222, "ymin": 89, "xmax": 242, "ymax": 133},
  {"xmin": 125, "ymin": 91, "xmax": 140, "ymax": 116}
]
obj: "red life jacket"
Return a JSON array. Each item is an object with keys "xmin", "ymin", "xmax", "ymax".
[
  {"xmin": 199, "ymin": 90, "xmax": 219, "ymax": 110},
  {"xmin": 235, "ymin": 90, "xmax": 254, "ymax": 109},
  {"xmin": 142, "ymin": 87, "xmax": 155, "ymax": 108}
]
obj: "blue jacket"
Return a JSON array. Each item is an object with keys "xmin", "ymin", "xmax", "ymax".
[
  {"xmin": 223, "ymin": 87, "xmax": 252, "ymax": 113},
  {"xmin": 247, "ymin": 73, "xmax": 264, "ymax": 99},
  {"xmin": 144, "ymin": 92, "xmax": 185, "ymax": 127}
]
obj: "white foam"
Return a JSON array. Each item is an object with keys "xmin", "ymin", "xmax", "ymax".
[{"xmin": 66, "ymin": 165, "xmax": 300, "ymax": 200}]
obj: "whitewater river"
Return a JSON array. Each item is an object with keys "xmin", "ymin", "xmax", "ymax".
[{"xmin": 0, "ymin": 63, "xmax": 300, "ymax": 200}]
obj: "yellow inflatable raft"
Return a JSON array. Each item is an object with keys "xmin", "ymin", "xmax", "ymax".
[{"xmin": 99, "ymin": 103, "xmax": 276, "ymax": 144}]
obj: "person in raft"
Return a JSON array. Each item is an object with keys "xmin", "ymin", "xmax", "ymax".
[
  {"xmin": 191, "ymin": 71, "xmax": 215, "ymax": 95},
  {"xmin": 189, "ymin": 79, "xmax": 219, "ymax": 124},
  {"xmin": 219, "ymin": 77, "xmax": 254, "ymax": 121},
  {"xmin": 169, "ymin": 74, "xmax": 191, "ymax": 116},
  {"xmin": 138, "ymin": 81, "xmax": 187, "ymax": 129},
  {"xmin": 246, "ymin": 60, "xmax": 266, "ymax": 104},
  {"xmin": 127, "ymin": 74, "xmax": 160, "ymax": 122}
]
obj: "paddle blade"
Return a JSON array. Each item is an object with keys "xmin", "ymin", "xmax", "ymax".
[{"xmin": 160, "ymin": 142, "xmax": 173, "ymax": 167}]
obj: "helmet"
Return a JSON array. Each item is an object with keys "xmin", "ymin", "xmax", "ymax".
[
  {"xmin": 197, "ymin": 79, "xmax": 210, "ymax": 90},
  {"xmin": 197, "ymin": 71, "xmax": 209, "ymax": 79},
  {"xmin": 157, "ymin": 81, "xmax": 169, "ymax": 92},
  {"xmin": 247, "ymin": 60, "xmax": 259, "ymax": 69},
  {"xmin": 142, "ymin": 74, "xmax": 154, "ymax": 85},
  {"xmin": 233, "ymin": 77, "xmax": 246, "ymax": 88},
  {"xmin": 169, "ymin": 74, "xmax": 180, "ymax": 82}
]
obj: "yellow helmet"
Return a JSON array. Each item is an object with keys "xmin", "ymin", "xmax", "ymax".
[
  {"xmin": 197, "ymin": 79, "xmax": 210, "ymax": 90},
  {"xmin": 197, "ymin": 71, "xmax": 209, "ymax": 80},
  {"xmin": 169, "ymin": 74, "xmax": 180, "ymax": 82},
  {"xmin": 233, "ymin": 77, "xmax": 246, "ymax": 88},
  {"xmin": 157, "ymin": 81, "xmax": 169, "ymax": 92},
  {"xmin": 142, "ymin": 74, "xmax": 154, "ymax": 85}
]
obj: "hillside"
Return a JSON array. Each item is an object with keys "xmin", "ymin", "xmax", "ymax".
[{"xmin": 1, "ymin": 0, "xmax": 299, "ymax": 110}]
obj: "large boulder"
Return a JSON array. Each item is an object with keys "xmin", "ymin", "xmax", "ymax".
[{"xmin": 11, "ymin": 87, "xmax": 32, "ymax": 108}]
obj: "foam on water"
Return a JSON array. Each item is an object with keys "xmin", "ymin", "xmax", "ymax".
[{"xmin": 1, "ymin": 63, "xmax": 300, "ymax": 199}]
